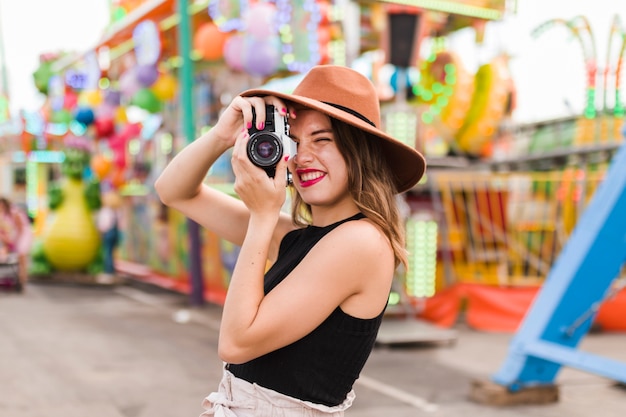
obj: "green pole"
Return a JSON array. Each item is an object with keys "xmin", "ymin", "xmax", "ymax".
[
  {"xmin": 177, "ymin": 0, "xmax": 204, "ymax": 306},
  {"xmin": 0, "ymin": 0, "xmax": 10, "ymax": 99}
]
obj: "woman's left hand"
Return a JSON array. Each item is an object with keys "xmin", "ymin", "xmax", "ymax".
[{"xmin": 230, "ymin": 128, "xmax": 290, "ymax": 219}]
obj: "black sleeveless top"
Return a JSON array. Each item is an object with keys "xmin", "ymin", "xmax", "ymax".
[{"xmin": 228, "ymin": 213, "xmax": 386, "ymax": 406}]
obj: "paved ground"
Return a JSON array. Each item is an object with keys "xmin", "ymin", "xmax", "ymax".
[{"xmin": 1, "ymin": 280, "xmax": 625, "ymax": 417}]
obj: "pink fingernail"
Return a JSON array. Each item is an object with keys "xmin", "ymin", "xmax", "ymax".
[
  {"xmin": 284, "ymin": 155, "xmax": 289, "ymax": 161},
  {"xmin": 247, "ymin": 122, "xmax": 252, "ymax": 129}
]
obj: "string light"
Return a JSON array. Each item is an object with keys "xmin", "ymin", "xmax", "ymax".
[
  {"xmin": 208, "ymin": 0, "xmax": 248, "ymax": 32},
  {"xmin": 415, "ymin": 44, "xmax": 457, "ymax": 124},
  {"xmin": 405, "ymin": 218, "xmax": 438, "ymax": 298},
  {"xmin": 276, "ymin": 0, "xmax": 321, "ymax": 73}
]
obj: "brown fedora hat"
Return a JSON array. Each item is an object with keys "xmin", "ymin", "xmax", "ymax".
[{"xmin": 241, "ymin": 65, "xmax": 426, "ymax": 193}]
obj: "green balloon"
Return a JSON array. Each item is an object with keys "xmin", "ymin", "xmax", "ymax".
[
  {"xmin": 131, "ymin": 88, "xmax": 162, "ymax": 113},
  {"xmin": 50, "ymin": 109, "xmax": 72, "ymax": 124},
  {"xmin": 33, "ymin": 62, "xmax": 55, "ymax": 95}
]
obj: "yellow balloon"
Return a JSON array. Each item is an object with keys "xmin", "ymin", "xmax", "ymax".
[
  {"xmin": 115, "ymin": 106, "xmax": 128, "ymax": 124},
  {"xmin": 79, "ymin": 89, "xmax": 104, "ymax": 107},
  {"xmin": 151, "ymin": 73, "xmax": 177, "ymax": 101}
]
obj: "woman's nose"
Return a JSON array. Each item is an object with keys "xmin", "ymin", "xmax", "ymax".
[{"xmin": 293, "ymin": 145, "xmax": 313, "ymax": 165}]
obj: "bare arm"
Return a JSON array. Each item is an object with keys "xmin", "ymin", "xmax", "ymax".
[
  {"xmin": 218, "ymin": 219, "xmax": 395, "ymax": 364},
  {"xmin": 154, "ymin": 96, "xmax": 295, "ymax": 255}
]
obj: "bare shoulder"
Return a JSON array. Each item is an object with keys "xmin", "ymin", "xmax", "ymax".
[
  {"xmin": 333, "ymin": 217, "xmax": 392, "ymax": 252},
  {"xmin": 307, "ymin": 217, "xmax": 394, "ymax": 276},
  {"xmin": 321, "ymin": 218, "xmax": 394, "ymax": 317}
]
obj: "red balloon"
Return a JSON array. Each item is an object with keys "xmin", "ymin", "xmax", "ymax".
[
  {"xmin": 109, "ymin": 134, "xmax": 125, "ymax": 151},
  {"xmin": 119, "ymin": 123, "xmax": 141, "ymax": 140},
  {"xmin": 64, "ymin": 91, "xmax": 78, "ymax": 110},
  {"xmin": 94, "ymin": 117, "xmax": 115, "ymax": 138},
  {"xmin": 113, "ymin": 149, "xmax": 127, "ymax": 169}
]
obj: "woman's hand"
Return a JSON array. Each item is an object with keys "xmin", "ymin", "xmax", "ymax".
[
  {"xmin": 212, "ymin": 95, "xmax": 289, "ymax": 149},
  {"xmin": 230, "ymin": 127, "xmax": 290, "ymax": 219}
]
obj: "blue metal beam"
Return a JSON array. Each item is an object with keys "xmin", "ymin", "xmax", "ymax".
[{"xmin": 492, "ymin": 140, "xmax": 626, "ymax": 390}]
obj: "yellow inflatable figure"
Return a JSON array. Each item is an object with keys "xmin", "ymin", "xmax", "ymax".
[
  {"xmin": 33, "ymin": 136, "xmax": 102, "ymax": 273},
  {"xmin": 455, "ymin": 55, "xmax": 514, "ymax": 156}
]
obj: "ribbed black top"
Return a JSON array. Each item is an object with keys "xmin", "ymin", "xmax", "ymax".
[{"xmin": 228, "ymin": 213, "xmax": 385, "ymax": 406}]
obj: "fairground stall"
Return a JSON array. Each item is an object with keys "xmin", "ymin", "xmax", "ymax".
[
  {"xmin": 25, "ymin": 0, "xmax": 625, "ymax": 333},
  {"xmin": 405, "ymin": 12, "xmax": 626, "ymax": 332}
]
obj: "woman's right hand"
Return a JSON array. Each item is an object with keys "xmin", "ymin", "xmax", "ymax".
[
  {"xmin": 211, "ymin": 95, "xmax": 291, "ymax": 149},
  {"xmin": 211, "ymin": 95, "xmax": 269, "ymax": 148}
]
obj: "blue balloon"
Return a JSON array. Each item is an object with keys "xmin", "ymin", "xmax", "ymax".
[{"xmin": 74, "ymin": 107, "xmax": 95, "ymax": 126}]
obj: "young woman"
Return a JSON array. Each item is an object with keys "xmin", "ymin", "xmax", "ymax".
[
  {"xmin": 0, "ymin": 197, "xmax": 32, "ymax": 292},
  {"xmin": 155, "ymin": 65, "xmax": 426, "ymax": 416}
]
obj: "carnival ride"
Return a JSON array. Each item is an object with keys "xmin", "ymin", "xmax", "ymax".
[
  {"xmin": 456, "ymin": 13, "xmax": 626, "ymax": 403},
  {"xmin": 484, "ymin": 139, "xmax": 626, "ymax": 399}
]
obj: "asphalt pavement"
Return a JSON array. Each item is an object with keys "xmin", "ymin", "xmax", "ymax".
[{"xmin": 1, "ymin": 280, "xmax": 625, "ymax": 417}]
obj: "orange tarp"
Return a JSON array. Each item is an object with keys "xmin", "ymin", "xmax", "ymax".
[{"xmin": 416, "ymin": 283, "xmax": 626, "ymax": 333}]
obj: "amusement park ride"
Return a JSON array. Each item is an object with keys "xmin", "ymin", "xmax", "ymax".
[
  {"xmin": 380, "ymin": 7, "xmax": 626, "ymax": 404},
  {"xmin": 470, "ymin": 14, "xmax": 626, "ymax": 405},
  {"xmin": 467, "ymin": 138, "xmax": 626, "ymax": 404}
]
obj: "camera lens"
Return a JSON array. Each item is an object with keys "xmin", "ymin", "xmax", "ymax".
[
  {"xmin": 247, "ymin": 132, "xmax": 282, "ymax": 168},
  {"xmin": 255, "ymin": 139, "xmax": 276, "ymax": 159}
]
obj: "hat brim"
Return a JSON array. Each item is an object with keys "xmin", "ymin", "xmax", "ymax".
[{"xmin": 241, "ymin": 89, "xmax": 426, "ymax": 193}]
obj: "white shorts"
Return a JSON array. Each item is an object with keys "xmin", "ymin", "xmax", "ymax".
[{"xmin": 200, "ymin": 368, "xmax": 355, "ymax": 417}]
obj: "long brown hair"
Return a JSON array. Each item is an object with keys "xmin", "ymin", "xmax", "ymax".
[{"xmin": 290, "ymin": 118, "xmax": 408, "ymax": 269}]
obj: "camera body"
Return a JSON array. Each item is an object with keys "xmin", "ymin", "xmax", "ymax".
[{"xmin": 246, "ymin": 105, "xmax": 295, "ymax": 182}]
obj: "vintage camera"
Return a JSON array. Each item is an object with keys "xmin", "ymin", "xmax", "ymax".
[{"xmin": 246, "ymin": 105, "xmax": 295, "ymax": 182}]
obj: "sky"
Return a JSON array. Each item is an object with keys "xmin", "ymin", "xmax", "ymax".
[
  {"xmin": 0, "ymin": 0, "xmax": 625, "ymax": 123},
  {"xmin": 0, "ymin": 0, "xmax": 110, "ymax": 114}
]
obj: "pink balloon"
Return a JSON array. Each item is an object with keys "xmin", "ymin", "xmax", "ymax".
[
  {"xmin": 119, "ymin": 69, "xmax": 140, "ymax": 99},
  {"xmin": 224, "ymin": 34, "xmax": 245, "ymax": 72},
  {"xmin": 243, "ymin": 37, "xmax": 281, "ymax": 76},
  {"xmin": 119, "ymin": 122, "xmax": 141, "ymax": 140},
  {"xmin": 113, "ymin": 149, "xmax": 127, "ymax": 169},
  {"xmin": 64, "ymin": 91, "xmax": 78, "ymax": 110},
  {"xmin": 109, "ymin": 134, "xmax": 125, "ymax": 151},
  {"xmin": 95, "ymin": 102, "xmax": 116, "ymax": 119},
  {"xmin": 244, "ymin": 3, "xmax": 277, "ymax": 39}
]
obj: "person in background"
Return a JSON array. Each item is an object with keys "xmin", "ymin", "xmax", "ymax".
[
  {"xmin": 96, "ymin": 190, "xmax": 122, "ymax": 283},
  {"xmin": 155, "ymin": 65, "xmax": 426, "ymax": 416},
  {"xmin": 0, "ymin": 197, "xmax": 33, "ymax": 292}
]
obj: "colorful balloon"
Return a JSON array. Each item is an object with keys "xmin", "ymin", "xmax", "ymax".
[
  {"xmin": 64, "ymin": 91, "xmax": 79, "ymax": 110},
  {"xmin": 119, "ymin": 69, "xmax": 141, "ymax": 98},
  {"xmin": 74, "ymin": 107, "xmax": 96, "ymax": 126},
  {"xmin": 244, "ymin": 3, "xmax": 278, "ymax": 39},
  {"xmin": 136, "ymin": 64, "xmax": 159, "ymax": 87},
  {"xmin": 95, "ymin": 102, "xmax": 116, "ymax": 119},
  {"xmin": 131, "ymin": 88, "xmax": 162, "ymax": 113},
  {"xmin": 91, "ymin": 154, "xmax": 113, "ymax": 179},
  {"xmin": 193, "ymin": 22, "xmax": 228, "ymax": 61},
  {"xmin": 243, "ymin": 37, "xmax": 281, "ymax": 76},
  {"xmin": 151, "ymin": 72, "xmax": 177, "ymax": 101},
  {"xmin": 94, "ymin": 117, "xmax": 115, "ymax": 138},
  {"xmin": 50, "ymin": 109, "xmax": 73, "ymax": 124},
  {"xmin": 104, "ymin": 89, "xmax": 122, "ymax": 106},
  {"xmin": 224, "ymin": 34, "xmax": 245, "ymax": 71},
  {"xmin": 80, "ymin": 89, "xmax": 103, "ymax": 107}
]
